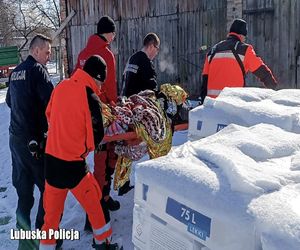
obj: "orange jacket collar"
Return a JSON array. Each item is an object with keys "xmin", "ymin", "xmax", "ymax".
[{"xmin": 71, "ymin": 68, "xmax": 101, "ymax": 96}]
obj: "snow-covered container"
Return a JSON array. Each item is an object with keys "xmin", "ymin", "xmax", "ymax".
[
  {"xmin": 188, "ymin": 88, "xmax": 300, "ymax": 140},
  {"xmin": 133, "ymin": 124, "xmax": 300, "ymax": 250}
]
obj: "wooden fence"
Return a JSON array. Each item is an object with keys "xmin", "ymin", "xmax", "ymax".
[
  {"xmin": 63, "ymin": 0, "xmax": 299, "ymax": 98},
  {"xmin": 243, "ymin": 0, "xmax": 300, "ymax": 88},
  {"xmin": 64, "ymin": 0, "xmax": 227, "ymax": 98}
]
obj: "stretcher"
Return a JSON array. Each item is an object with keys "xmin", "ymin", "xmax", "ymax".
[{"xmin": 103, "ymin": 123, "xmax": 188, "ymax": 142}]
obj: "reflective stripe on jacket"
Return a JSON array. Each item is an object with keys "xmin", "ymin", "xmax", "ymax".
[
  {"xmin": 121, "ymin": 50, "xmax": 157, "ymax": 97},
  {"xmin": 207, "ymin": 89, "xmax": 222, "ymax": 98},
  {"xmin": 201, "ymin": 33, "xmax": 277, "ymax": 100}
]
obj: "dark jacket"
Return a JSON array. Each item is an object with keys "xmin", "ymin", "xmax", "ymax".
[
  {"xmin": 121, "ymin": 51, "xmax": 157, "ymax": 97},
  {"xmin": 201, "ymin": 33, "xmax": 277, "ymax": 101},
  {"xmin": 6, "ymin": 55, "xmax": 53, "ymax": 143}
]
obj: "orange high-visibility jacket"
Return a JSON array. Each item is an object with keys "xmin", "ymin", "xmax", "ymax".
[
  {"xmin": 201, "ymin": 33, "xmax": 277, "ymax": 101},
  {"xmin": 74, "ymin": 34, "xmax": 117, "ymax": 104},
  {"xmin": 45, "ymin": 69, "xmax": 101, "ymax": 161}
]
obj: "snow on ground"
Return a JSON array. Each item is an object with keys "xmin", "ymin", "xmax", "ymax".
[
  {"xmin": 47, "ymin": 62, "xmax": 62, "ymax": 86},
  {"xmin": 2, "ymin": 84, "xmax": 300, "ymax": 250},
  {"xmin": 0, "ymin": 86, "xmax": 187, "ymax": 250}
]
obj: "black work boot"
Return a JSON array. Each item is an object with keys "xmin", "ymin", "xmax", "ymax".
[
  {"xmin": 92, "ymin": 242, "xmax": 107, "ymax": 250},
  {"xmin": 118, "ymin": 181, "xmax": 134, "ymax": 196},
  {"xmin": 107, "ymin": 242, "xmax": 123, "ymax": 250},
  {"xmin": 105, "ymin": 197, "xmax": 120, "ymax": 211},
  {"xmin": 92, "ymin": 241, "xmax": 123, "ymax": 250}
]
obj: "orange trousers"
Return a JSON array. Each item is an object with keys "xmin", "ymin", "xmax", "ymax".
[{"xmin": 40, "ymin": 173, "xmax": 112, "ymax": 247}]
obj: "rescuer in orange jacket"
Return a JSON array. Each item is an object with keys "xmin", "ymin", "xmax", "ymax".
[
  {"xmin": 74, "ymin": 16, "xmax": 121, "ymax": 232},
  {"xmin": 201, "ymin": 18, "xmax": 278, "ymax": 102},
  {"xmin": 40, "ymin": 55, "xmax": 122, "ymax": 250},
  {"xmin": 74, "ymin": 16, "xmax": 117, "ymax": 104}
]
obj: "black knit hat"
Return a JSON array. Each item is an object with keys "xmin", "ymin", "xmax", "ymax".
[
  {"xmin": 83, "ymin": 55, "xmax": 107, "ymax": 82},
  {"xmin": 229, "ymin": 18, "xmax": 247, "ymax": 36},
  {"xmin": 97, "ymin": 16, "xmax": 116, "ymax": 34}
]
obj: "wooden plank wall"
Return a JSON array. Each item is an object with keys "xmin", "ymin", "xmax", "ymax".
[
  {"xmin": 64, "ymin": 0, "xmax": 299, "ymax": 95},
  {"xmin": 65, "ymin": 0, "xmax": 227, "ymax": 98},
  {"xmin": 243, "ymin": 0, "xmax": 300, "ymax": 88}
]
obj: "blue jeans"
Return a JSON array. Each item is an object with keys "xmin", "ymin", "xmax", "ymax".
[{"xmin": 9, "ymin": 133, "xmax": 45, "ymax": 231}]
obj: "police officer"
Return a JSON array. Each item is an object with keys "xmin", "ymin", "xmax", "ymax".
[{"xmin": 6, "ymin": 34, "xmax": 53, "ymax": 250}]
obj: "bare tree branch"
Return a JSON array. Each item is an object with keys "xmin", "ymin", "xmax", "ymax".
[
  {"xmin": 0, "ymin": 0, "xmax": 60, "ymax": 53},
  {"xmin": 32, "ymin": 0, "xmax": 60, "ymax": 29},
  {"xmin": 32, "ymin": 0, "xmax": 58, "ymax": 29},
  {"xmin": 52, "ymin": 0, "xmax": 60, "ymax": 26}
]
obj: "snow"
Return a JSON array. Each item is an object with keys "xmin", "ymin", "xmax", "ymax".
[
  {"xmin": 249, "ymin": 184, "xmax": 300, "ymax": 250},
  {"xmin": 0, "ymin": 86, "xmax": 133, "ymax": 249},
  {"xmin": 1, "ymin": 85, "xmax": 300, "ymax": 250},
  {"xmin": 0, "ymin": 86, "xmax": 187, "ymax": 250},
  {"xmin": 47, "ymin": 62, "xmax": 62, "ymax": 86},
  {"xmin": 134, "ymin": 88, "xmax": 300, "ymax": 250},
  {"xmin": 188, "ymin": 87, "xmax": 300, "ymax": 140}
]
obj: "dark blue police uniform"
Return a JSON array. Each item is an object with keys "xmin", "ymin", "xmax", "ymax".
[{"xmin": 6, "ymin": 55, "xmax": 53, "ymax": 247}]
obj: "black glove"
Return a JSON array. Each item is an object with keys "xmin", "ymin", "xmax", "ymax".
[
  {"xmin": 177, "ymin": 102, "xmax": 191, "ymax": 122},
  {"xmin": 28, "ymin": 140, "xmax": 44, "ymax": 159},
  {"xmin": 156, "ymin": 92, "xmax": 168, "ymax": 111}
]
